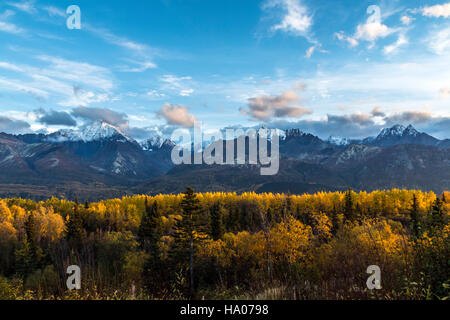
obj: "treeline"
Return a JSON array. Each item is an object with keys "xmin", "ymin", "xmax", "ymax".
[{"xmin": 0, "ymin": 189, "xmax": 448, "ymax": 300}]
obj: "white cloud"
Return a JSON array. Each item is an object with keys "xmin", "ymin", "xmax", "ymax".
[
  {"xmin": 384, "ymin": 34, "xmax": 408, "ymax": 55},
  {"xmin": 263, "ymin": 0, "xmax": 312, "ymax": 36},
  {"xmin": 242, "ymin": 90, "xmax": 311, "ymax": 121},
  {"xmin": 42, "ymin": 6, "xmax": 66, "ymax": 17},
  {"xmin": 60, "ymin": 86, "xmax": 110, "ymax": 107},
  {"xmin": 422, "ymin": 2, "xmax": 450, "ymax": 18},
  {"xmin": 0, "ymin": 56, "xmax": 114, "ymax": 105},
  {"xmin": 0, "ymin": 61, "xmax": 24, "ymax": 72},
  {"xmin": 400, "ymin": 15, "xmax": 413, "ymax": 25},
  {"xmin": 160, "ymin": 75, "xmax": 194, "ymax": 96},
  {"xmin": 119, "ymin": 60, "xmax": 157, "ymax": 72},
  {"xmin": 337, "ymin": 6, "xmax": 397, "ymax": 48},
  {"xmin": 157, "ymin": 103, "xmax": 197, "ymax": 127},
  {"xmin": 305, "ymin": 46, "xmax": 316, "ymax": 58},
  {"xmin": 180, "ymin": 89, "xmax": 194, "ymax": 97},
  {"xmin": 0, "ymin": 77, "xmax": 48, "ymax": 97},
  {"xmin": 335, "ymin": 31, "xmax": 358, "ymax": 47},
  {"xmin": 147, "ymin": 90, "xmax": 166, "ymax": 99},
  {"xmin": 6, "ymin": 1, "xmax": 37, "ymax": 14},
  {"xmin": 428, "ymin": 26, "xmax": 450, "ymax": 55},
  {"xmin": 440, "ymin": 88, "xmax": 450, "ymax": 98},
  {"xmin": 355, "ymin": 21, "xmax": 394, "ymax": 42},
  {"xmin": 84, "ymin": 25, "xmax": 159, "ymax": 71},
  {"xmin": 0, "ymin": 20, "xmax": 24, "ymax": 34},
  {"xmin": 37, "ymin": 56, "xmax": 114, "ymax": 91}
]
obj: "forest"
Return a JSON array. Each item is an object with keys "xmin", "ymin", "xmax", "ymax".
[{"xmin": 0, "ymin": 188, "xmax": 448, "ymax": 300}]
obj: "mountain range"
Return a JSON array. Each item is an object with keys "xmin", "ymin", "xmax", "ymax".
[{"xmin": 0, "ymin": 122, "xmax": 448, "ymax": 200}]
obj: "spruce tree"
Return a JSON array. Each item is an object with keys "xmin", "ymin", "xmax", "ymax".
[
  {"xmin": 343, "ymin": 188, "xmax": 355, "ymax": 222},
  {"xmin": 66, "ymin": 198, "xmax": 84, "ymax": 249},
  {"xmin": 138, "ymin": 198, "xmax": 160, "ymax": 252},
  {"xmin": 172, "ymin": 187, "xmax": 205, "ymax": 297},
  {"xmin": 139, "ymin": 199, "xmax": 164, "ymax": 294},
  {"xmin": 210, "ymin": 202, "xmax": 225, "ymax": 241},
  {"xmin": 410, "ymin": 193, "xmax": 422, "ymax": 239},
  {"xmin": 428, "ymin": 198, "xmax": 445, "ymax": 234}
]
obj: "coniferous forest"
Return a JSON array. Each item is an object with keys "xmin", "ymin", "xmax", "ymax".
[{"xmin": 0, "ymin": 188, "xmax": 448, "ymax": 300}]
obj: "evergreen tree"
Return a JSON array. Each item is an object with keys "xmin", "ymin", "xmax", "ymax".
[
  {"xmin": 428, "ymin": 198, "xmax": 445, "ymax": 234},
  {"xmin": 410, "ymin": 193, "xmax": 422, "ymax": 239},
  {"xmin": 66, "ymin": 198, "xmax": 84, "ymax": 249},
  {"xmin": 25, "ymin": 212, "xmax": 37, "ymax": 247},
  {"xmin": 14, "ymin": 235, "xmax": 35, "ymax": 279},
  {"xmin": 210, "ymin": 202, "xmax": 225, "ymax": 241},
  {"xmin": 343, "ymin": 188, "xmax": 355, "ymax": 222},
  {"xmin": 171, "ymin": 187, "xmax": 205, "ymax": 297},
  {"xmin": 139, "ymin": 199, "xmax": 164, "ymax": 294},
  {"xmin": 226, "ymin": 207, "xmax": 240, "ymax": 233},
  {"xmin": 331, "ymin": 204, "xmax": 340, "ymax": 235},
  {"xmin": 15, "ymin": 212, "xmax": 44, "ymax": 279},
  {"xmin": 138, "ymin": 198, "xmax": 160, "ymax": 252}
]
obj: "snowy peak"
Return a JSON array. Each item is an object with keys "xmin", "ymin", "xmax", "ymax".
[
  {"xmin": 140, "ymin": 136, "xmax": 175, "ymax": 151},
  {"xmin": 327, "ymin": 135, "xmax": 351, "ymax": 146},
  {"xmin": 378, "ymin": 124, "xmax": 406, "ymax": 138},
  {"xmin": 403, "ymin": 124, "xmax": 419, "ymax": 137},
  {"xmin": 372, "ymin": 124, "xmax": 438, "ymax": 147},
  {"xmin": 50, "ymin": 121, "xmax": 135, "ymax": 143},
  {"xmin": 80, "ymin": 121, "xmax": 125, "ymax": 142},
  {"xmin": 285, "ymin": 128, "xmax": 305, "ymax": 138},
  {"xmin": 377, "ymin": 124, "xmax": 420, "ymax": 140}
]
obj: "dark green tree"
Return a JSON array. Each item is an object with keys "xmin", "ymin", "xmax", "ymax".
[
  {"xmin": 138, "ymin": 199, "xmax": 165, "ymax": 295},
  {"xmin": 331, "ymin": 203, "xmax": 340, "ymax": 235},
  {"xmin": 171, "ymin": 187, "xmax": 206, "ymax": 298},
  {"xmin": 210, "ymin": 202, "xmax": 225, "ymax": 241},
  {"xmin": 428, "ymin": 198, "xmax": 445, "ymax": 234},
  {"xmin": 343, "ymin": 188, "xmax": 355, "ymax": 222},
  {"xmin": 15, "ymin": 212, "xmax": 44, "ymax": 279},
  {"xmin": 66, "ymin": 198, "xmax": 84, "ymax": 249},
  {"xmin": 138, "ymin": 198, "xmax": 161, "ymax": 252},
  {"xmin": 410, "ymin": 193, "xmax": 422, "ymax": 239}
]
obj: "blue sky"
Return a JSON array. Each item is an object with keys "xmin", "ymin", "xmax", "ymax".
[{"xmin": 0, "ymin": 0, "xmax": 449, "ymax": 139}]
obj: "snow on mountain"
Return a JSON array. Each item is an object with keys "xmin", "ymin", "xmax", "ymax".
[
  {"xmin": 285, "ymin": 128, "xmax": 306, "ymax": 138},
  {"xmin": 327, "ymin": 135, "xmax": 351, "ymax": 146},
  {"xmin": 48, "ymin": 121, "xmax": 135, "ymax": 143},
  {"xmin": 377, "ymin": 124, "xmax": 406, "ymax": 139},
  {"xmin": 140, "ymin": 136, "xmax": 175, "ymax": 151},
  {"xmin": 403, "ymin": 124, "xmax": 419, "ymax": 137}
]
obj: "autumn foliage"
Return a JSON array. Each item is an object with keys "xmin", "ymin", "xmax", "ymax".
[{"xmin": 0, "ymin": 189, "xmax": 448, "ymax": 300}]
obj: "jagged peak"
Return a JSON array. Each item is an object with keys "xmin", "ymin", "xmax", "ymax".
[
  {"xmin": 285, "ymin": 128, "xmax": 306, "ymax": 137},
  {"xmin": 49, "ymin": 121, "xmax": 135, "ymax": 143},
  {"xmin": 378, "ymin": 124, "xmax": 406, "ymax": 138},
  {"xmin": 403, "ymin": 124, "xmax": 419, "ymax": 136},
  {"xmin": 327, "ymin": 135, "xmax": 351, "ymax": 146},
  {"xmin": 140, "ymin": 136, "xmax": 175, "ymax": 151},
  {"xmin": 377, "ymin": 124, "xmax": 421, "ymax": 140}
]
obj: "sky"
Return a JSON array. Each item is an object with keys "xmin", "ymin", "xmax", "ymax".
[{"xmin": 0, "ymin": 0, "xmax": 449, "ymax": 140}]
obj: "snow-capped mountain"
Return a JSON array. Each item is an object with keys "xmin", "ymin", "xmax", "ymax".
[
  {"xmin": 371, "ymin": 124, "xmax": 438, "ymax": 147},
  {"xmin": 140, "ymin": 136, "xmax": 175, "ymax": 151},
  {"xmin": 1, "ymin": 122, "xmax": 449, "ymax": 200},
  {"xmin": 47, "ymin": 121, "xmax": 136, "ymax": 144},
  {"xmin": 327, "ymin": 135, "xmax": 351, "ymax": 146},
  {"xmin": 378, "ymin": 124, "xmax": 407, "ymax": 139}
]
